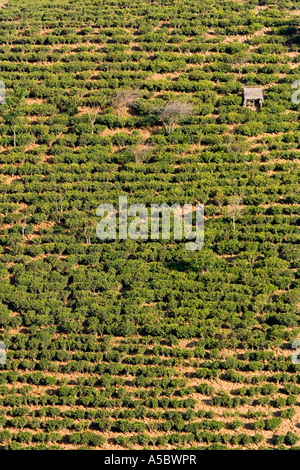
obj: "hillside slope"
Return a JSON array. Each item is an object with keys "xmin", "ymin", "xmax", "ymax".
[{"xmin": 0, "ymin": 0, "xmax": 299, "ymax": 450}]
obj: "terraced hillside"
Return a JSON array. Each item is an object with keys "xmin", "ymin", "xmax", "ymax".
[{"xmin": 0, "ymin": 0, "xmax": 299, "ymax": 450}]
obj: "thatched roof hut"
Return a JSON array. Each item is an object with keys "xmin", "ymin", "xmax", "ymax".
[{"xmin": 243, "ymin": 87, "xmax": 264, "ymax": 108}]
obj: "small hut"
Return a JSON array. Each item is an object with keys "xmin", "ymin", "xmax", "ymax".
[{"xmin": 243, "ymin": 87, "xmax": 264, "ymax": 108}]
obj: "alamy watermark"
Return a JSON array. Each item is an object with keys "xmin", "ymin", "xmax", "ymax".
[
  {"xmin": 0, "ymin": 341, "xmax": 6, "ymax": 365},
  {"xmin": 291, "ymin": 340, "xmax": 300, "ymax": 365},
  {"xmin": 96, "ymin": 196, "xmax": 204, "ymax": 251},
  {"xmin": 292, "ymin": 81, "xmax": 300, "ymax": 105},
  {"xmin": 0, "ymin": 81, "xmax": 5, "ymax": 104}
]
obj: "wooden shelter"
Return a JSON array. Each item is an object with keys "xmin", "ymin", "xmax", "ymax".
[{"xmin": 243, "ymin": 87, "xmax": 264, "ymax": 108}]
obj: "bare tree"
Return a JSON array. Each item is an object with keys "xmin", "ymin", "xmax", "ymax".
[
  {"xmin": 69, "ymin": 212, "xmax": 96, "ymax": 245},
  {"xmin": 228, "ymin": 128, "xmax": 240, "ymax": 164},
  {"xmin": 54, "ymin": 194, "xmax": 66, "ymax": 223},
  {"xmin": 20, "ymin": 206, "xmax": 36, "ymax": 237},
  {"xmin": 87, "ymin": 106, "xmax": 101, "ymax": 134},
  {"xmin": 131, "ymin": 144, "xmax": 153, "ymax": 164},
  {"xmin": 112, "ymin": 89, "xmax": 141, "ymax": 116},
  {"xmin": 227, "ymin": 195, "xmax": 243, "ymax": 231},
  {"xmin": 230, "ymin": 53, "xmax": 249, "ymax": 79},
  {"xmin": 157, "ymin": 100, "xmax": 194, "ymax": 134},
  {"xmin": 228, "ymin": 128, "xmax": 250, "ymax": 164},
  {"xmin": 21, "ymin": 213, "xmax": 27, "ymax": 238},
  {"xmin": 82, "ymin": 218, "xmax": 94, "ymax": 245}
]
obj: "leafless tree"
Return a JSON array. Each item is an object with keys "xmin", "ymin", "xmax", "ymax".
[
  {"xmin": 54, "ymin": 194, "xmax": 66, "ymax": 223},
  {"xmin": 71, "ymin": 212, "xmax": 96, "ymax": 245},
  {"xmin": 131, "ymin": 144, "xmax": 153, "ymax": 164},
  {"xmin": 21, "ymin": 213, "xmax": 27, "ymax": 237},
  {"xmin": 20, "ymin": 206, "xmax": 36, "ymax": 237},
  {"xmin": 228, "ymin": 129, "xmax": 250, "ymax": 164},
  {"xmin": 227, "ymin": 195, "xmax": 243, "ymax": 231},
  {"xmin": 157, "ymin": 100, "xmax": 194, "ymax": 134},
  {"xmin": 230, "ymin": 53, "xmax": 249, "ymax": 79},
  {"xmin": 83, "ymin": 222, "xmax": 93, "ymax": 245},
  {"xmin": 112, "ymin": 89, "xmax": 141, "ymax": 116},
  {"xmin": 228, "ymin": 128, "xmax": 240, "ymax": 164},
  {"xmin": 87, "ymin": 106, "xmax": 101, "ymax": 134}
]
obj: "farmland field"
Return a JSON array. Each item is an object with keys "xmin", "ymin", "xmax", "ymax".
[{"xmin": 0, "ymin": 0, "xmax": 299, "ymax": 450}]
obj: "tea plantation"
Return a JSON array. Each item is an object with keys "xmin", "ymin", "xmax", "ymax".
[{"xmin": 0, "ymin": 0, "xmax": 299, "ymax": 450}]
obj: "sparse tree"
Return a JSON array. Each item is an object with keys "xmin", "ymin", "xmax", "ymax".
[
  {"xmin": 20, "ymin": 205, "xmax": 36, "ymax": 237},
  {"xmin": 230, "ymin": 53, "xmax": 249, "ymax": 79},
  {"xmin": 53, "ymin": 194, "xmax": 67, "ymax": 224},
  {"xmin": 112, "ymin": 89, "xmax": 141, "ymax": 116},
  {"xmin": 227, "ymin": 195, "xmax": 243, "ymax": 231},
  {"xmin": 228, "ymin": 129, "xmax": 250, "ymax": 164},
  {"xmin": 21, "ymin": 213, "xmax": 27, "ymax": 238},
  {"xmin": 131, "ymin": 144, "xmax": 153, "ymax": 164},
  {"xmin": 157, "ymin": 100, "xmax": 194, "ymax": 134},
  {"xmin": 87, "ymin": 106, "xmax": 101, "ymax": 134}
]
